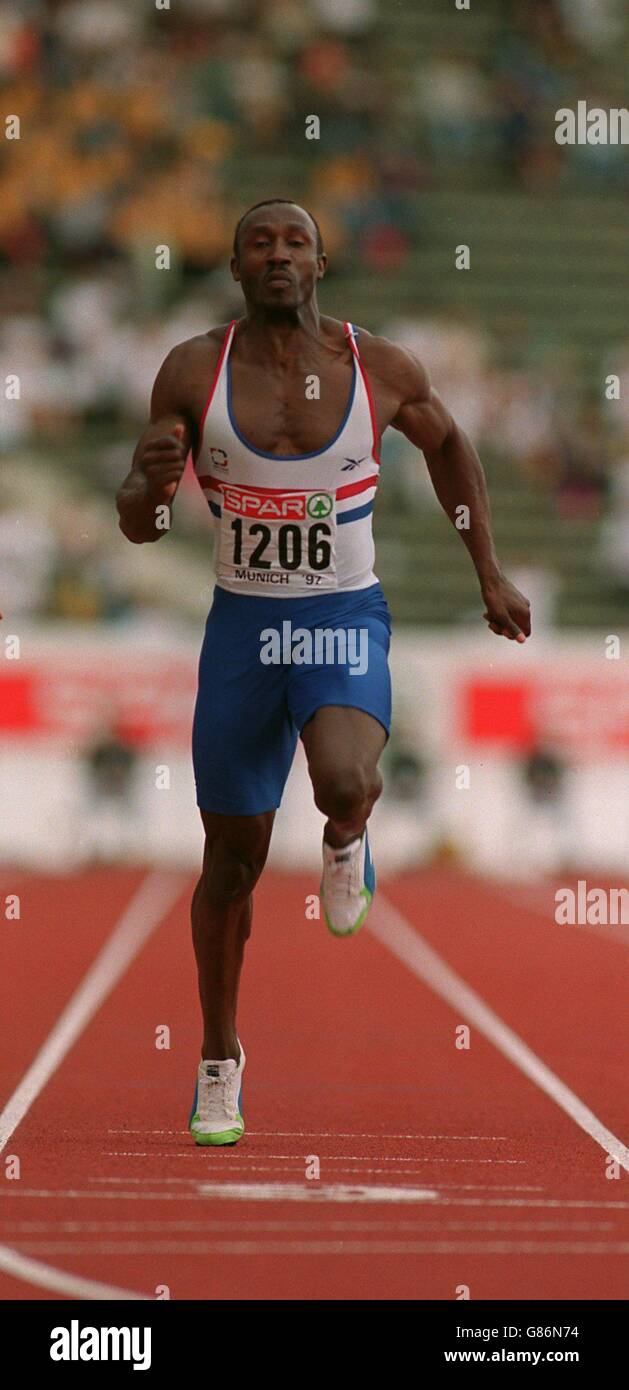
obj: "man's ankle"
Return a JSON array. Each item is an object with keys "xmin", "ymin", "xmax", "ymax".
[
  {"xmin": 201, "ymin": 1041, "xmax": 240, "ymax": 1064},
  {"xmin": 323, "ymin": 824, "xmax": 364, "ymax": 850}
]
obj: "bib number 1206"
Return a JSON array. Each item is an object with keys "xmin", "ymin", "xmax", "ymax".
[{"xmin": 230, "ymin": 518, "xmax": 332, "ymax": 572}]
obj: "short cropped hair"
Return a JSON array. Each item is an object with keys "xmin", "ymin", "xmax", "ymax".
[{"xmin": 233, "ymin": 199, "xmax": 324, "ymax": 257}]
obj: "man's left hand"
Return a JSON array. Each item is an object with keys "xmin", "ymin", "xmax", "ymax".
[{"xmin": 481, "ymin": 572, "xmax": 531, "ymax": 642}]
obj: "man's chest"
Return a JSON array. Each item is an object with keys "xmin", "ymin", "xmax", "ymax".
[{"xmin": 189, "ymin": 350, "xmax": 397, "ymax": 454}]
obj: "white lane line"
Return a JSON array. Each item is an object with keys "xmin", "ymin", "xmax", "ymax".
[
  {"xmin": 3, "ymin": 1188, "xmax": 629, "ymax": 1210},
  {"xmin": 0, "ymin": 1242, "xmax": 148, "ymax": 1300},
  {"xmin": 0, "ymin": 872, "xmax": 186, "ymax": 1155},
  {"xmin": 371, "ymin": 894, "xmax": 629, "ymax": 1175},
  {"xmin": 107, "ymin": 1130, "xmax": 510, "ymax": 1140},
  {"xmin": 133, "ymin": 1165, "xmax": 498, "ymax": 1176},
  {"xmin": 86, "ymin": 1176, "xmax": 543, "ymax": 1192},
  {"xmin": 6, "ymin": 1164, "xmax": 515, "ymax": 1176},
  {"xmin": 246, "ymin": 1133, "xmax": 511, "ymax": 1141},
  {"xmin": 11, "ymin": 1239, "xmax": 629, "ymax": 1257},
  {"xmin": 197, "ymin": 1182, "xmax": 437, "ymax": 1203},
  {"xmin": 5, "ymin": 1219, "xmax": 612, "ymax": 1234},
  {"xmin": 104, "ymin": 1152, "xmax": 524, "ymax": 1164}
]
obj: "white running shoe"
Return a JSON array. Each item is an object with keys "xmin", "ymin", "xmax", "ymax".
[
  {"xmin": 189, "ymin": 1040, "xmax": 245, "ymax": 1146},
  {"xmin": 320, "ymin": 827, "xmax": 375, "ymax": 937}
]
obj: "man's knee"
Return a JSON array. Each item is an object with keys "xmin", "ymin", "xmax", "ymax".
[
  {"xmin": 312, "ymin": 763, "xmax": 381, "ymax": 823},
  {"xmin": 201, "ymin": 814, "xmax": 272, "ymax": 904}
]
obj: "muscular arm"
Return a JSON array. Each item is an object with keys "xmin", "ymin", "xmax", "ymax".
[
  {"xmin": 389, "ymin": 347, "xmax": 531, "ymax": 641},
  {"xmin": 116, "ymin": 346, "xmax": 197, "ymax": 544}
]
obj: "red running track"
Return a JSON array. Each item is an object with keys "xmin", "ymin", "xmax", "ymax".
[{"xmin": 0, "ymin": 865, "xmax": 628, "ymax": 1301}]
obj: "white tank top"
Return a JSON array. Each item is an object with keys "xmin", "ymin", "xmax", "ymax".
[{"xmin": 193, "ymin": 319, "xmax": 380, "ymax": 597}]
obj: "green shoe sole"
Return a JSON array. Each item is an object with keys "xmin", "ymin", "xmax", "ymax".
[
  {"xmin": 323, "ymin": 886, "xmax": 373, "ymax": 938},
  {"xmin": 190, "ymin": 1116, "xmax": 244, "ymax": 1146}
]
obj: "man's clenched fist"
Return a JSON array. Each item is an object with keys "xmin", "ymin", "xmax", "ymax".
[
  {"xmin": 137, "ymin": 423, "xmax": 188, "ymax": 501},
  {"xmin": 481, "ymin": 571, "xmax": 531, "ymax": 642}
]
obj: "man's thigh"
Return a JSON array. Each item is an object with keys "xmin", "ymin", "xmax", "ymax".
[
  {"xmin": 300, "ymin": 705, "xmax": 387, "ymax": 782},
  {"xmin": 192, "ymin": 596, "xmax": 298, "ymax": 816},
  {"xmin": 286, "ymin": 603, "xmax": 392, "ymax": 770}
]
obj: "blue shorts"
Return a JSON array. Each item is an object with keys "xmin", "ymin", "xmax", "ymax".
[{"xmin": 192, "ymin": 582, "xmax": 392, "ymax": 815}]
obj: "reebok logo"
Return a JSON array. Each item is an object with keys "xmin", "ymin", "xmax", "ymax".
[{"xmin": 50, "ymin": 1321, "xmax": 151, "ymax": 1370}]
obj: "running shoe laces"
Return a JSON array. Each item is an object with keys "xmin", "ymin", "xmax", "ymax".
[
  {"xmin": 322, "ymin": 836, "xmax": 363, "ymax": 905},
  {"xmin": 196, "ymin": 1057, "xmax": 240, "ymax": 1125}
]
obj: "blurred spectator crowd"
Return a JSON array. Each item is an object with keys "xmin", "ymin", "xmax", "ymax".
[
  {"xmin": 1, "ymin": 0, "xmax": 627, "ymax": 278},
  {"xmin": 0, "ymin": 488, "xmax": 137, "ymax": 621},
  {"xmin": 381, "ymin": 312, "xmax": 629, "ymax": 532},
  {"xmin": 1, "ymin": 0, "xmax": 628, "ymax": 620}
]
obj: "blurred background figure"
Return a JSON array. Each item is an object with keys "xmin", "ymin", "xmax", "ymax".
[
  {"xmin": 513, "ymin": 746, "xmax": 576, "ymax": 877},
  {"xmin": 79, "ymin": 719, "xmax": 140, "ymax": 863}
]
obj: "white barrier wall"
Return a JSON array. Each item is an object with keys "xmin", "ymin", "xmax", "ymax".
[{"xmin": 1, "ymin": 623, "xmax": 627, "ymax": 875}]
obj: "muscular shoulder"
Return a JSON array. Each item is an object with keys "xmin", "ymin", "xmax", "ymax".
[
  {"xmin": 159, "ymin": 324, "xmax": 233, "ymax": 378},
  {"xmin": 151, "ymin": 324, "xmax": 235, "ymax": 419},
  {"xmin": 351, "ymin": 326, "xmax": 431, "ymax": 407}
]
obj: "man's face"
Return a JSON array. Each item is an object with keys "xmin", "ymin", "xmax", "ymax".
[{"xmin": 231, "ymin": 206, "xmax": 326, "ymax": 310}]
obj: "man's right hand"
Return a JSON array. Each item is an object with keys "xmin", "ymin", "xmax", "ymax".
[{"xmin": 137, "ymin": 423, "xmax": 188, "ymax": 502}]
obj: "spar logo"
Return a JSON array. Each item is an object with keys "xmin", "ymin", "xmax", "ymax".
[
  {"xmin": 221, "ymin": 486, "xmax": 333, "ymax": 521},
  {"xmin": 307, "ymin": 493, "xmax": 333, "ymax": 519}
]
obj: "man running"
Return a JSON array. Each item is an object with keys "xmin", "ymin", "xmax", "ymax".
[{"xmin": 116, "ymin": 199, "xmax": 530, "ymax": 1146}]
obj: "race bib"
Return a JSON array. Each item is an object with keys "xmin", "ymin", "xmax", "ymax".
[{"xmin": 216, "ymin": 484, "xmax": 337, "ymax": 590}]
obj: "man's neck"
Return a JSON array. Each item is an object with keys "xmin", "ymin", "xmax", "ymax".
[{"xmin": 240, "ymin": 302, "xmax": 323, "ymax": 366}]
